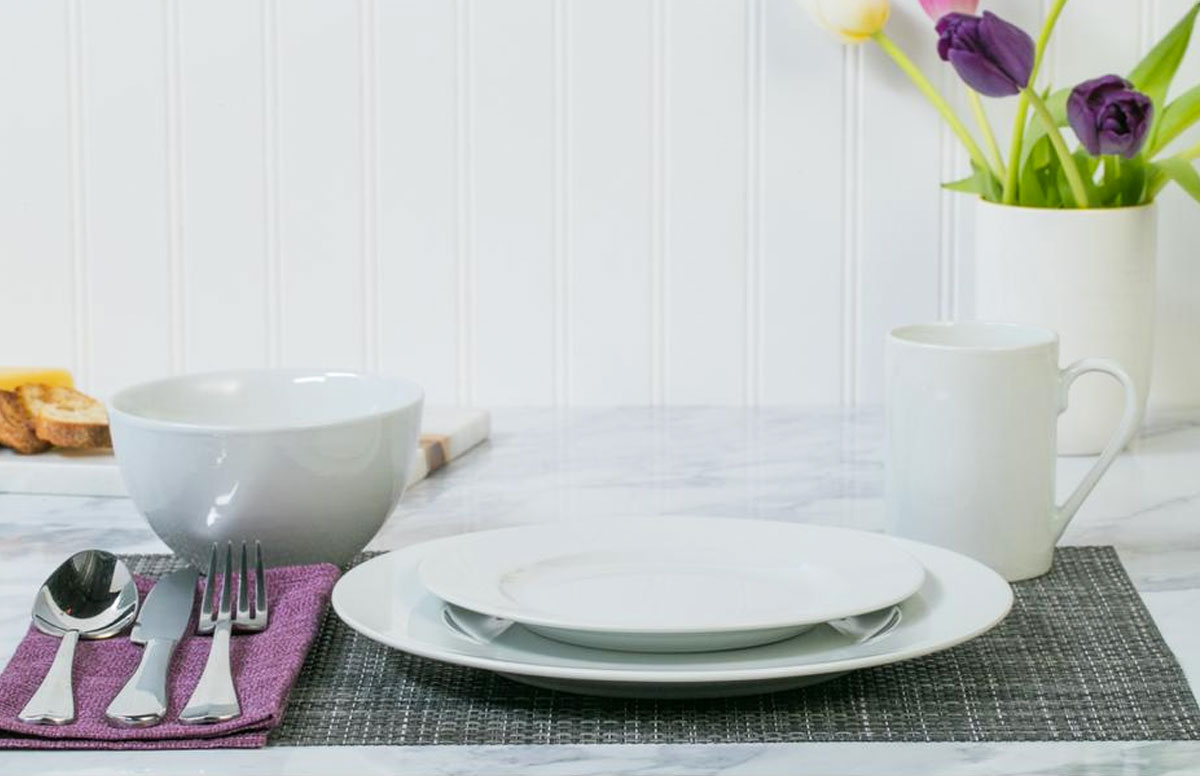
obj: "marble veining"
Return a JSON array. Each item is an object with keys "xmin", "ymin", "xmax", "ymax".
[{"xmin": 1, "ymin": 408, "xmax": 1199, "ymax": 775}]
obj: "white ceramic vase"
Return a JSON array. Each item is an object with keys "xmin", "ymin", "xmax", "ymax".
[{"xmin": 974, "ymin": 200, "xmax": 1157, "ymax": 455}]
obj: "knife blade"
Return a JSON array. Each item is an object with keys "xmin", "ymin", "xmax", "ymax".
[{"xmin": 104, "ymin": 567, "xmax": 198, "ymax": 727}]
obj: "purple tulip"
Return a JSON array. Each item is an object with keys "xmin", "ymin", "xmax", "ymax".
[
  {"xmin": 936, "ymin": 12, "xmax": 1035, "ymax": 98},
  {"xmin": 1067, "ymin": 75, "xmax": 1154, "ymax": 158}
]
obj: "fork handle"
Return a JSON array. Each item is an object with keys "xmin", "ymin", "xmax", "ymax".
[{"xmin": 179, "ymin": 620, "xmax": 239, "ymax": 724}]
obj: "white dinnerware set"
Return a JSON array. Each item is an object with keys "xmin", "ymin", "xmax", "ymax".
[
  {"xmin": 99, "ymin": 320, "xmax": 1141, "ymax": 700},
  {"xmin": 332, "ymin": 516, "xmax": 1013, "ymax": 698}
]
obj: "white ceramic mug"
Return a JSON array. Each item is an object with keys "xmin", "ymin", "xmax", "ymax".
[{"xmin": 885, "ymin": 322, "xmax": 1142, "ymax": 581}]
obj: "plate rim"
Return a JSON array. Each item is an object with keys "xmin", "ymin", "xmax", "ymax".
[
  {"xmin": 415, "ymin": 517, "xmax": 928, "ymax": 635},
  {"xmin": 332, "ymin": 525, "xmax": 1014, "ymax": 685}
]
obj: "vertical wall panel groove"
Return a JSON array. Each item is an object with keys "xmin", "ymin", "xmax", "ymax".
[
  {"xmin": 552, "ymin": 0, "xmax": 571, "ymax": 407},
  {"xmin": 472, "ymin": 0, "xmax": 556, "ymax": 404},
  {"xmin": 455, "ymin": 0, "xmax": 476, "ymax": 404},
  {"xmin": 937, "ymin": 68, "xmax": 955, "ymax": 322},
  {"xmin": 1151, "ymin": 0, "xmax": 1200, "ymax": 410},
  {"xmin": 758, "ymin": 0, "xmax": 843, "ymax": 404},
  {"xmin": 650, "ymin": 0, "xmax": 668, "ymax": 406},
  {"xmin": 165, "ymin": 0, "xmax": 185, "ymax": 374},
  {"xmin": 359, "ymin": 0, "xmax": 380, "ymax": 372},
  {"xmin": 67, "ymin": 0, "xmax": 91, "ymax": 387},
  {"xmin": 664, "ymin": 0, "xmax": 746, "ymax": 404},
  {"xmin": 376, "ymin": 0, "xmax": 457, "ymax": 400},
  {"xmin": 82, "ymin": 0, "xmax": 172, "ymax": 394},
  {"xmin": 274, "ymin": 0, "xmax": 363, "ymax": 368},
  {"xmin": 262, "ymin": 0, "xmax": 282, "ymax": 367},
  {"xmin": 841, "ymin": 46, "xmax": 861, "ymax": 407},
  {"xmin": 568, "ymin": 0, "xmax": 653, "ymax": 404},
  {"xmin": 743, "ymin": 0, "xmax": 764, "ymax": 407},
  {"xmin": 0, "ymin": 2, "xmax": 73, "ymax": 368},
  {"xmin": 1139, "ymin": 0, "xmax": 1155, "ymax": 54},
  {"xmin": 950, "ymin": 143, "xmax": 966, "ymax": 321},
  {"xmin": 179, "ymin": 0, "xmax": 268, "ymax": 372}
]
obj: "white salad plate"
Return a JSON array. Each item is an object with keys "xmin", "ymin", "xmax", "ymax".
[
  {"xmin": 332, "ymin": 527, "xmax": 1013, "ymax": 699},
  {"xmin": 417, "ymin": 518, "xmax": 927, "ymax": 652}
]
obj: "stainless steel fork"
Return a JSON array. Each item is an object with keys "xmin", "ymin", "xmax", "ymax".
[{"xmin": 179, "ymin": 541, "xmax": 269, "ymax": 724}]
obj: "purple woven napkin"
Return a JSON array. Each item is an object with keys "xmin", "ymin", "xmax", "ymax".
[{"xmin": 0, "ymin": 563, "xmax": 339, "ymax": 749}]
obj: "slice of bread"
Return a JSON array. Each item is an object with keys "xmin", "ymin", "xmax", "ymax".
[
  {"xmin": 0, "ymin": 389, "xmax": 51, "ymax": 454},
  {"xmin": 16, "ymin": 384, "xmax": 111, "ymax": 449}
]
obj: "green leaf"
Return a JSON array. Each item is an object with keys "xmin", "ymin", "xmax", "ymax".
[
  {"xmin": 1018, "ymin": 135, "xmax": 1056, "ymax": 207},
  {"xmin": 1054, "ymin": 160, "xmax": 1086, "ymax": 208},
  {"xmin": 1151, "ymin": 84, "xmax": 1200, "ymax": 156},
  {"xmin": 943, "ymin": 164, "xmax": 1001, "ymax": 201},
  {"xmin": 1154, "ymin": 157, "xmax": 1200, "ymax": 203},
  {"xmin": 1018, "ymin": 162, "xmax": 1047, "ymax": 207},
  {"xmin": 979, "ymin": 169, "xmax": 1001, "ymax": 202},
  {"xmin": 1095, "ymin": 156, "xmax": 1149, "ymax": 207},
  {"xmin": 1019, "ymin": 88, "xmax": 1071, "ymax": 168},
  {"xmin": 942, "ymin": 176, "xmax": 981, "ymax": 194},
  {"xmin": 1129, "ymin": 3, "xmax": 1200, "ymax": 117}
]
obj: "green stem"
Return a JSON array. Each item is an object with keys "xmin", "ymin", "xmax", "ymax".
[
  {"xmin": 872, "ymin": 31, "xmax": 998, "ymax": 186},
  {"xmin": 1182, "ymin": 140, "xmax": 1200, "ymax": 162},
  {"xmin": 1026, "ymin": 89, "xmax": 1091, "ymax": 207},
  {"xmin": 967, "ymin": 89, "xmax": 1005, "ymax": 179},
  {"xmin": 1003, "ymin": 0, "xmax": 1073, "ymax": 204}
]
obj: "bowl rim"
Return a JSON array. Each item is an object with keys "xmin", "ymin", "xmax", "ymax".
[{"xmin": 108, "ymin": 368, "xmax": 424, "ymax": 435}]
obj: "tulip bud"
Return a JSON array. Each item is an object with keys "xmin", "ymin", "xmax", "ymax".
[
  {"xmin": 1067, "ymin": 75, "xmax": 1154, "ymax": 158},
  {"xmin": 937, "ymin": 12, "xmax": 1034, "ymax": 98},
  {"xmin": 919, "ymin": 0, "xmax": 979, "ymax": 21},
  {"xmin": 805, "ymin": 0, "xmax": 890, "ymax": 43}
]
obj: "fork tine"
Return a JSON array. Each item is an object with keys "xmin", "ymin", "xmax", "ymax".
[
  {"xmin": 218, "ymin": 542, "xmax": 233, "ymax": 619},
  {"xmin": 198, "ymin": 542, "xmax": 218, "ymax": 629},
  {"xmin": 254, "ymin": 540, "xmax": 268, "ymax": 621},
  {"xmin": 237, "ymin": 541, "xmax": 250, "ymax": 622}
]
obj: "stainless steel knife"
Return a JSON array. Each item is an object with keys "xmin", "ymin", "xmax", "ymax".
[{"xmin": 105, "ymin": 567, "xmax": 199, "ymax": 727}]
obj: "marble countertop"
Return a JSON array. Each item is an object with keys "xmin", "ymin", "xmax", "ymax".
[{"xmin": 2, "ymin": 408, "xmax": 1199, "ymax": 775}]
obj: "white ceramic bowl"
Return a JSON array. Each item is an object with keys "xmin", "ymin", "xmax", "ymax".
[{"xmin": 109, "ymin": 369, "xmax": 424, "ymax": 568}]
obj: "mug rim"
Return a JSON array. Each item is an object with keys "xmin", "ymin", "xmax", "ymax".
[{"xmin": 889, "ymin": 321, "xmax": 1059, "ymax": 353}]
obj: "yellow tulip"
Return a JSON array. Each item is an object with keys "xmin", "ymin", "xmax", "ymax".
[{"xmin": 805, "ymin": 0, "xmax": 891, "ymax": 43}]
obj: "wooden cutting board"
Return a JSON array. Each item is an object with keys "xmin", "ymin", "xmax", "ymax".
[{"xmin": 0, "ymin": 407, "xmax": 490, "ymax": 497}]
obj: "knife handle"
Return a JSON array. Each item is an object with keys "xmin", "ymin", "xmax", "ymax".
[{"xmin": 105, "ymin": 638, "xmax": 177, "ymax": 727}]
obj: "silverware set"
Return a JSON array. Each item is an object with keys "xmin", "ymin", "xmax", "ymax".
[{"xmin": 18, "ymin": 541, "xmax": 269, "ymax": 728}]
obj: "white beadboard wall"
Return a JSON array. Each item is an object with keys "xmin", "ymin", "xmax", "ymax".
[{"xmin": 0, "ymin": 0, "xmax": 1197, "ymax": 407}]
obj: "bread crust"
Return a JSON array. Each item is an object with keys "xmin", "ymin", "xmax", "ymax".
[
  {"xmin": 14, "ymin": 383, "xmax": 111, "ymax": 450},
  {"xmin": 33, "ymin": 416, "xmax": 112, "ymax": 449},
  {"xmin": 0, "ymin": 390, "xmax": 51, "ymax": 454}
]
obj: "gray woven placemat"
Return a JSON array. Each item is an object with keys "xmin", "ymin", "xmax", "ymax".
[{"xmin": 125, "ymin": 546, "xmax": 1200, "ymax": 744}]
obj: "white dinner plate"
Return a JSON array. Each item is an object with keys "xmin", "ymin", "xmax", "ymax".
[
  {"xmin": 416, "ymin": 518, "xmax": 927, "ymax": 652},
  {"xmin": 332, "ymin": 528, "xmax": 1013, "ymax": 698}
]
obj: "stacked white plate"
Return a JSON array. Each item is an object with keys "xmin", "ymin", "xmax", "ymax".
[{"xmin": 332, "ymin": 517, "xmax": 1013, "ymax": 698}]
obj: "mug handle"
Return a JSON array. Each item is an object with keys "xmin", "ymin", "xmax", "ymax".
[{"xmin": 1051, "ymin": 358, "xmax": 1142, "ymax": 540}]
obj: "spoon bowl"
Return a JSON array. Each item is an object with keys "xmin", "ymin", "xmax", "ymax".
[{"xmin": 18, "ymin": 550, "xmax": 139, "ymax": 725}]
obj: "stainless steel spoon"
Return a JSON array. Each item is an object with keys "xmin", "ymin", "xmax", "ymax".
[{"xmin": 18, "ymin": 550, "xmax": 139, "ymax": 725}]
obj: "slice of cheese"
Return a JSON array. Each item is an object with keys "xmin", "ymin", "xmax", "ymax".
[{"xmin": 0, "ymin": 368, "xmax": 74, "ymax": 392}]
